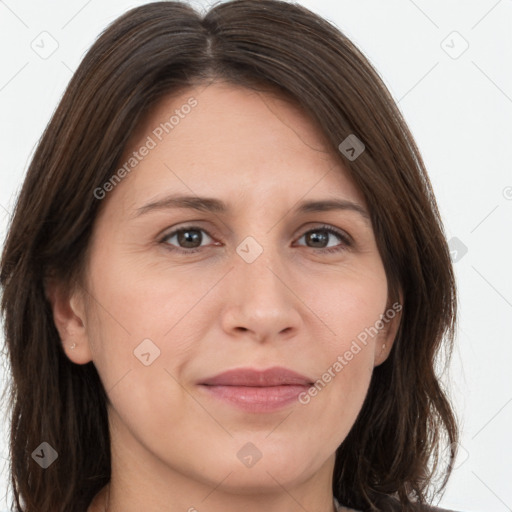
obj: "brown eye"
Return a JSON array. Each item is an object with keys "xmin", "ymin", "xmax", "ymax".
[
  {"xmin": 295, "ymin": 226, "xmax": 351, "ymax": 254},
  {"xmin": 161, "ymin": 226, "xmax": 215, "ymax": 253}
]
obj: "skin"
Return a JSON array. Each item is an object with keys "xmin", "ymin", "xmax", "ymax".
[{"xmin": 47, "ymin": 81, "xmax": 401, "ymax": 512}]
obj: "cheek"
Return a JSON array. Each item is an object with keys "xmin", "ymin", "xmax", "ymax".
[
  {"xmin": 305, "ymin": 262, "xmax": 389, "ymax": 348},
  {"xmin": 85, "ymin": 243, "xmax": 205, "ymax": 340},
  {"xmin": 294, "ymin": 264, "xmax": 387, "ymax": 417},
  {"xmin": 83, "ymin": 253, "xmax": 197, "ymax": 441},
  {"xmin": 82, "ymin": 244, "xmax": 219, "ymax": 404}
]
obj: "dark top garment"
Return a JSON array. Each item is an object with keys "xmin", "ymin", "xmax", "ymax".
[{"xmin": 334, "ymin": 496, "xmax": 460, "ymax": 511}]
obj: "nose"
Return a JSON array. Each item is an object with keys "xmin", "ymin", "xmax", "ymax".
[{"xmin": 220, "ymin": 243, "xmax": 302, "ymax": 343}]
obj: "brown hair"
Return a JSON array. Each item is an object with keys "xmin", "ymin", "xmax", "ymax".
[{"xmin": 0, "ymin": 1, "xmax": 458, "ymax": 511}]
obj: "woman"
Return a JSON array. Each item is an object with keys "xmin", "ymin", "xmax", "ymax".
[{"xmin": 0, "ymin": 1, "xmax": 460, "ymax": 511}]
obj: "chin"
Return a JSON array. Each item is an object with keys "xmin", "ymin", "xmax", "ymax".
[{"xmin": 212, "ymin": 465, "xmax": 312, "ymax": 495}]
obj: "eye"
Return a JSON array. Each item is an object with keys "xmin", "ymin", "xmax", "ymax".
[
  {"xmin": 159, "ymin": 224, "xmax": 352, "ymax": 255},
  {"xmin": 294, "ymin": 225, "xmax": 352, "ymax": 254},
  {"xmin": 160, "ymin": 226, "xmax": 217, "ymax": 254}
]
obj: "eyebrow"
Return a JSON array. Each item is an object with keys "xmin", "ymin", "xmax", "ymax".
[{"xmin": 133, "ymin": 194, "xmax": 371, "ymax": 224}]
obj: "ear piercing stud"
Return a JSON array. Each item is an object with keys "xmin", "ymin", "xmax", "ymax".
[{"xmin": 70, "ymin": 343, "xmax": 77, "ymax": 350}]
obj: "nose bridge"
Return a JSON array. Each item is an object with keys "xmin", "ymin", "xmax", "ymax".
[
  {"xmin": 236, "ymin": 233, "xmax": 287, "ymax": 302},
  {"xmin": 223, "ymin": 233, "xmax": 299, "ymax": 339}
]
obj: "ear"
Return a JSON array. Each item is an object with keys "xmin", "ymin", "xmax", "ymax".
[
  {"xmin": 373, "ymin": 293, "xmax": 403, "ymax": 367},
  {"xmin": 45, "ymin": 277, "xmax": 94, "ymax": 365}
]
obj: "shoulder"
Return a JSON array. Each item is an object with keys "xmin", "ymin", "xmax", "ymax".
[
  {"xmin": 410, "ymin": 500, "xmax": 461, "ymax": 512},
  {"xmin": 420, "ymin": 507, "xmax": 461, "ymax": 512},
  {"xmin": 419, "ymin": 507, "xmax": 460, "ymax": 512},
  {"xmin": 341, "ymin": 508, "xmax": 461, "ymax": 512},
  {"xmin": 387, "ymin": 498, "xmax": 462, "ymax": 512},
  {"xmin": 338, "ymin": 499, "xmax": 462, "ymax": 512}
]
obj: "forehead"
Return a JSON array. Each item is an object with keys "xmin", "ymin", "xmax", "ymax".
[{"xmin": 106, "ymin": 81, "xmax": 367, "ymax": 216}]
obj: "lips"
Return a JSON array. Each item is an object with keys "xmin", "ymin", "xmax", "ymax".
[
  {"xmin": 199, "ymin": 367, "xmax": 313, "ymax": 387},
  {"xmin": 198, "ymin": 367, "xmax": 314, "ymax": 412}
]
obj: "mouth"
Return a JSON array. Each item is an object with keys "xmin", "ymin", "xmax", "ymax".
[{"xmin": 198, "ymin": 366, "xmax": 314, "ymax": 413}]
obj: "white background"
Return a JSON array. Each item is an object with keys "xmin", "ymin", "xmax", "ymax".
[{"xmin": 0, "ymin": 1, "xmax": 511, "ymax": 511}]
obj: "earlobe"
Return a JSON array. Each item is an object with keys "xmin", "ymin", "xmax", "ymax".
[
  {"xmin": 44, "ymin": 278, "xmax": 93, "ymax": 365},
  {"xmin": 374, "ymin": 294, "xmax": 403, "ymax": 367}
]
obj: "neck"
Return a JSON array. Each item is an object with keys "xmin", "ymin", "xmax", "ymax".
[{"xmin": 90, "ymin": 484, "xmax": 341, "ymax": 512}]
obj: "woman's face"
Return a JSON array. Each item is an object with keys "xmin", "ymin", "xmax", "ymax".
[{"xmin": 57, "ymin": 82, "xmax": 400, "ymax": 506}]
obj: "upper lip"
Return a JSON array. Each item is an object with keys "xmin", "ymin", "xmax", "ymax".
[{"xmin": 199, "ymin": 367, "xmax": 313, "ymax": 387}]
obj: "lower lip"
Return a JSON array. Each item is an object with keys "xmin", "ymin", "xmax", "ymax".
[{"xmin": 199, "ymin": 384, "xmax": 310, "ymax": 412}]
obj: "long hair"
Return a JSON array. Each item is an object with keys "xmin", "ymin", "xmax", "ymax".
[{"xmin": 0, "ymin": 1, "xmax": 458, "ymax": 511}]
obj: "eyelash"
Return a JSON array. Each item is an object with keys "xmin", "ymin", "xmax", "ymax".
[{"xmin": 159, "ymin": 224, "xmax": 352, "ymax": 255}]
